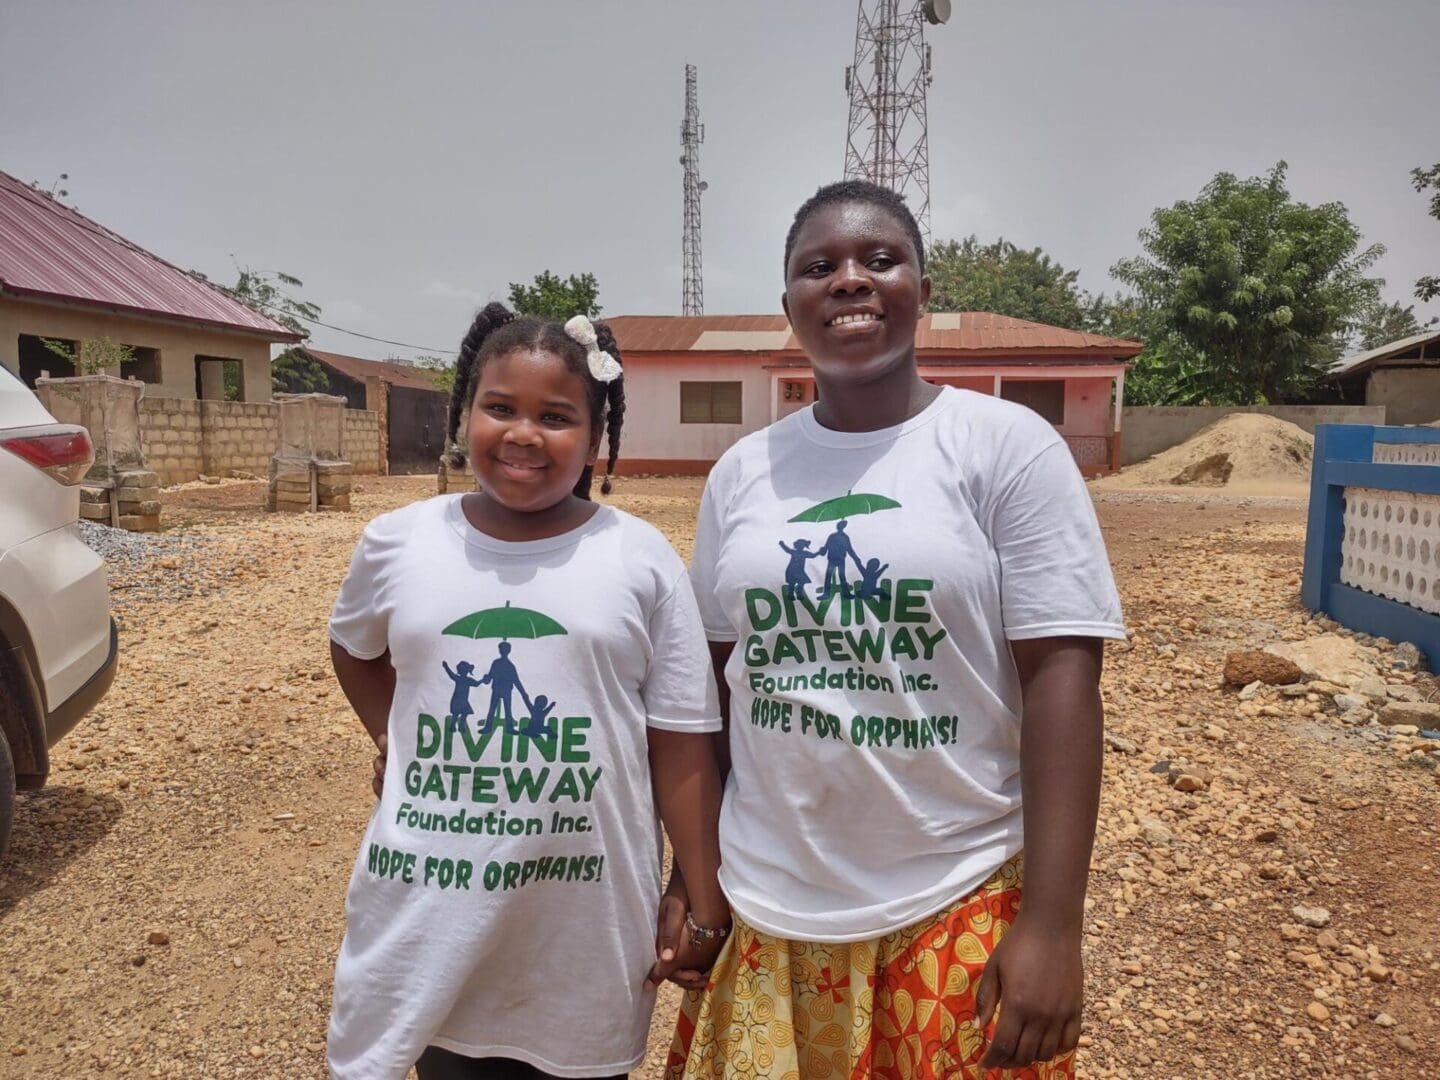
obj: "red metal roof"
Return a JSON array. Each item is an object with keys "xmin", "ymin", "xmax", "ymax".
[
  {"xmin": 606, "ymin": 312, "xmax": 1141, "ymax": 359},
  {"xmin": 306, "ymin": 348, "xmax": 448, "ymax": 393},
  {"xmin": 0, "ymin": 171, "xmax": 301, "ymax": 341}
]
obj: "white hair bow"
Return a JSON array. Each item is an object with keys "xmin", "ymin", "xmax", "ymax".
[{"xmin": 564, "ymin": 315, "xmax": 623, "ymax": 384}]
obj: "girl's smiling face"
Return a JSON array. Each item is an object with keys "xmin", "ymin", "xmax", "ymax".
[
  {"xmin": 782, "ymin": 200, "xmax": 930, "ymax": 388},
  {"xmin": 466, "ymin": 348, "xmax": 601, "ymax": 514}
]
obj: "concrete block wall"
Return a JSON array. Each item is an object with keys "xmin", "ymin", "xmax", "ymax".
[
  {"xmin": 139, "ymin": 399, "xmax": 205, "ymax": 484},
  {"xmin": 199, "ymin": 401, "xmax": 280, "ymax": 478},
  {"xmin": 136, "ymin": 400, "xmax": 382, "ymax": 485},
  {"xmin": 1120, "ymin": 405, "xmax": 1389, "ymax": 466},
  {"xmin": 343, "ymin": 411, "xmax": 382, "ymax": 475}
]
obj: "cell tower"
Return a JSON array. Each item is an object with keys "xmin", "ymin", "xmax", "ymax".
[
  {"xmin": 680, "ymin": 64, "xmax": 708, "ymax": 316},
  {"xmin": 843, "ymin": 0, "xmax": 950, "ymax": 242}
]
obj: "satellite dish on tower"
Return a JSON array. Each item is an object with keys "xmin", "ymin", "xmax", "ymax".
[{"xmin": 922, "ymin": 0, "xmax": 951, "ymax": 25}]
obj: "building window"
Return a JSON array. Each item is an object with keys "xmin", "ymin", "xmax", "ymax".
[
  {"xmin": 18, "ymin": 334, "xmax": 76, "ymax": 386},
  {"xmin": 680, "ymin": 381, "xmax": 743, "ymax": 424},
  {"xmin": 1001, "ymin": 379, "xmax": 1065, "ymax": 425},
  {"xmin": 196, "ymin": 355, "xmax": 244, "ymax": 401},
  {"xmin": 120, "ymin": 346, "xmax": 160, "ymax": 384}
]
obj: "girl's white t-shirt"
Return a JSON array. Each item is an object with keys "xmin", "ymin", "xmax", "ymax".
[
  {"xmin": 326, "ymin": 496, "xmax": 719, "ymax": 1079},
  {"xmin": 690, "ymin": 387, "xmax": 1125, "ymax": 943}
]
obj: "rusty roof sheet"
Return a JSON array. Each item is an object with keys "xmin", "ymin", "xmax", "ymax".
[
  {"xmin": 0, "ymin": 171, "xmax": 301, "ymax": 341},
  {"xmin": 305, "ymin": 348, "xmax": 448, "ymax": 393},
  {"xmin": 1330, "ymin": 329, "xmax": 1440, "ymax": 377},
  {"xmin": 606, "ymin": 313, "xmax": 1140, "ymax": 358}
]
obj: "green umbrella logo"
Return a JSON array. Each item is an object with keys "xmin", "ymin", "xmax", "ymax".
[
  {"xmin": 442, "ymin": 600, "xmax": 568, "ymax": 641},
  {"xmin": 440, "ymin": 601, "xmax": 567, "ymax": 738},
  {"xmin": 788, "ymin": 490, "xmax": 902, "ymax": 523}
]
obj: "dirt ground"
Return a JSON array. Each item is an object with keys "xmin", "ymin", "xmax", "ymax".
[{"xmin": 1, "ymin": 475, "xmax": 1436, "ymax": 1078}]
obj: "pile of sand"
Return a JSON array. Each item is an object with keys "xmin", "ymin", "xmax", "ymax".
[{"xmin": 1095, "ymin": 413, "xmax": 1314, "ymax": 496}]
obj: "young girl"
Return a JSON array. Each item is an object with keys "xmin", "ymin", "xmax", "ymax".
[
  {"xmin": 327, "ymin": 303, "xmax": 730, "ymax": 1080},
  {"xmin": 658, "ymin": 181, "xmax": 1125, "ymax": 1079}
]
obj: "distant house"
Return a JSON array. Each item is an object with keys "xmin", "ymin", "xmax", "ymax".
[
  {"xmin": 0, "ymin": 170, "xmax": 300, "ymax": 401},
  {"xmin": 302, "ymin": 348, "xmax": 449, "ymax": 474},
  {"xmin": 1327, "ymin": 330, "xmax": 1440, "ymax": 425},
  {"xmin": 606, "ymin": 313, "xmax": 1141, "ymax": 476}
]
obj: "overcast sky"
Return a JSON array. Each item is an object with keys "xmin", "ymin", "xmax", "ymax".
[{"xmin": 3, "ymin": 0, "xmax": 1437, "ymax": 360}]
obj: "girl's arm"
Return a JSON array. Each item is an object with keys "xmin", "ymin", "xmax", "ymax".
[
  {"xmin": 645, "ymin": 727, "xmax": 728, "ymax": 989},
  {"xmin": 442, "ymin": 660, "xmax": 455, "ymax": 678},
  {"xmin": 331, "ymin": 640, "xmax": 395, "ymax": 749},
  {"xmin": 976, "ymin": 635, "xmax": 1103, "ymax": 1069},
  {"xmin": 653, "ymin": 639, "xmax": 734, "ymax": 990},
  {"xmin": 648, "ymin": 727, "xmax": 727, "ymax": 919}
]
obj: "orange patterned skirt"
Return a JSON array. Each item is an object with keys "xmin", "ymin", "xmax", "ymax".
[{"xmin": 665, "ymin": 857, "xmax": 1074, "ymax": 1080}]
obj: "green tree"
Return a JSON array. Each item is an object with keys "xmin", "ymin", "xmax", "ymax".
[
  {"xmin": 1113, "ymin": 162, "xmax": 1383, "ymax": 404},
  {"xmin": 1414, "ymin": 164, "xmax": 1440, "ymax": 303},
  {"xmin": 40, "ymin": 336, "xmax": 133, "ymax": 376},
  {"xmin": 271, "ymin": 347, "xmax": 331, "ymax": 393},
  {"xmin": 213, "ymin": 267, "xmax": 322, "ymax": 397},
  {"xmin": 413, "ymin": 354, "xmax": 456, "ymax": 394},
  {"xmin": 1079, "ymin": 293, "xmax": 1213, "ymax": 406},
  {"xmin": 926, "ymin": 236, "xmax": 1087, "ymax": 328},
  {"xmin": 507, "ymin": 271, "xmax": 601, "ymax": 320},
  {"xmin": 221, "ymin": 267, "xmax": 321, "ymax": 337},
  {"xmin": 1352, "ymin": 299, "xmax": 1436, "ymax": 351}
]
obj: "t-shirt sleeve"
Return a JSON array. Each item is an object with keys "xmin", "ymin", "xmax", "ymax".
[
  {"xmin": 689, "ymin": 466, "xmax": 739, "ymax": 642},
  {"xmin": 989, "ymin": 439, "xmax": 1127, "ymax": 641},
  {"xmin": 329, "ymin": 522, "xmax": 393, "ymax": 660},
  {"xmin": 642, "ymin": 569, "xmax": 723, "ymax": 732}
]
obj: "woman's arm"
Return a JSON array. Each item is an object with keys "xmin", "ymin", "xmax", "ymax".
[
  {"xmin": 708, "ymin": 640, "xmax": 735, "ymax": 780},
  {"xmin": 977, "ymin": 635, "xmax": 1104, "ymax": 1069},
  {"xmin": 331, "ymin": 640, "xmax": 395, "ymax": 749}
]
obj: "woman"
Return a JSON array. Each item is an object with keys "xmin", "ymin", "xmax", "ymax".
[{"xmin": 654, "ymin": 180, "xmax": 1125, "ymax": 1079}]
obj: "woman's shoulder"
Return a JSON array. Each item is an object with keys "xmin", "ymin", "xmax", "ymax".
[{"xmin": 940, "ymin": 388, "xmax": 1066, "ymax": 463}]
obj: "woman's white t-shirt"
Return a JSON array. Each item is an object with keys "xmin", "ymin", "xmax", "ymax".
[
  {"xmin": 690, "ymin": 387, "xmax": 1125, "ymax": 943},
  {"xmin": 327, "ymin": 496, "xmax": 720, "ymax": 1079}
]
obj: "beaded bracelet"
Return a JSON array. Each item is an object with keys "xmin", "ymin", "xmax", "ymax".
[{"xmin": 685, "ymin": 911, "xmax": 732, "ymax": 948}]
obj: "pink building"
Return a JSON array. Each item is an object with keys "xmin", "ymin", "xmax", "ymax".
[{"xmin": 606, "ymin": 313, "xmax": 1140, "ymax": 476}]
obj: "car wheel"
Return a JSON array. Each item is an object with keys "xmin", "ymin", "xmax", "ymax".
[{"xmin": 0, "ymin": 726, "xmax": 13, "ymax": 862}]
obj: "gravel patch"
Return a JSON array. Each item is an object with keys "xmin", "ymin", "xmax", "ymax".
[{"xmin": 77, "ymin": 521, "xmax": 242, "ymax": 611}]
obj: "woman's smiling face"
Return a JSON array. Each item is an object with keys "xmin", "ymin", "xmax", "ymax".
[{"xmin": 782, "ymin": 200, "xmax": 930, "ymax": 388}]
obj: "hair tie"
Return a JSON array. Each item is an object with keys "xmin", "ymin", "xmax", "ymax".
[{"xmin": 564, "ymin": 315, "xmax": 623, "ymax": 383}]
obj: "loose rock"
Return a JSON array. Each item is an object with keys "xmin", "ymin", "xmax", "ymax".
[{"xmin": 1224, "ymin": 650, "xmax": 1303, "ymax": 687}]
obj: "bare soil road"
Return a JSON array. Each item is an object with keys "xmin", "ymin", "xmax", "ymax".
[{"xmin": 1, "ymin": 476, "xmax": 1435, "ymax": 1078}]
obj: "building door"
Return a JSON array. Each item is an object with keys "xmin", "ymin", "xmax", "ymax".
[{"xmin": 387, "ymin": 385, "xmax": 447, "ymax": 474}]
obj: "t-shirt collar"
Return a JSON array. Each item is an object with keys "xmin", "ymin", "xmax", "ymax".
[
  {"xmin": 797, "ymin": 385, "xmax": 956, "ymax": 449},
  {"xmin": 446, "ymin": 496, "xmax": 614, "ymax": 555}
]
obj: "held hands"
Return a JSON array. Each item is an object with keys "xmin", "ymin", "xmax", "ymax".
[
  {"xmin": 974, "ymin": 915, "xmax": 1084, "ymax": 1070},
  {"xmin": 644, "ymin": 881, "xmax": 722, "ymax": 992}
]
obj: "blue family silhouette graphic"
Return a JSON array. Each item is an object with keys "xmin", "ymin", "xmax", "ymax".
[
  {"xmin": 781, "ymin": 491, "xmax": 903, "ymax": 601},
  {"xmin": 442, "ymin": 661, "xmax": 483, "ymax": 732},
  {"xmin": 439, "ymin": 602, "xmax": 570, "ymax": 738}
]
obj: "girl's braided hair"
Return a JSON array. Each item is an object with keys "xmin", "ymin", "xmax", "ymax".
[{"xmin": 444, "ymin": 301, "xmax": 626, "ymax": 499}]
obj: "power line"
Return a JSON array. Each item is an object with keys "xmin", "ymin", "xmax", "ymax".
[{"xmin": 254, "ymin": 302, "xmax": 452, "ymax": 355}]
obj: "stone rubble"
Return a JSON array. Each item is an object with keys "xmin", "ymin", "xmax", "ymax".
[{"xmin": 2, "ymin": 480, "xmax": 1436, "ymax": 1078}]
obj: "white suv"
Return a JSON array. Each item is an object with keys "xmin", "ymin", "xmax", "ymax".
[{"xmin": 0, "ymin": 364, "xmax": 117, "ymax": 859}]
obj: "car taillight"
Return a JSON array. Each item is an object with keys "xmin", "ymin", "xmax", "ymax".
[{"xmin": 0, "ymin": 424, "xmax": 95, "ymax": 486}]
